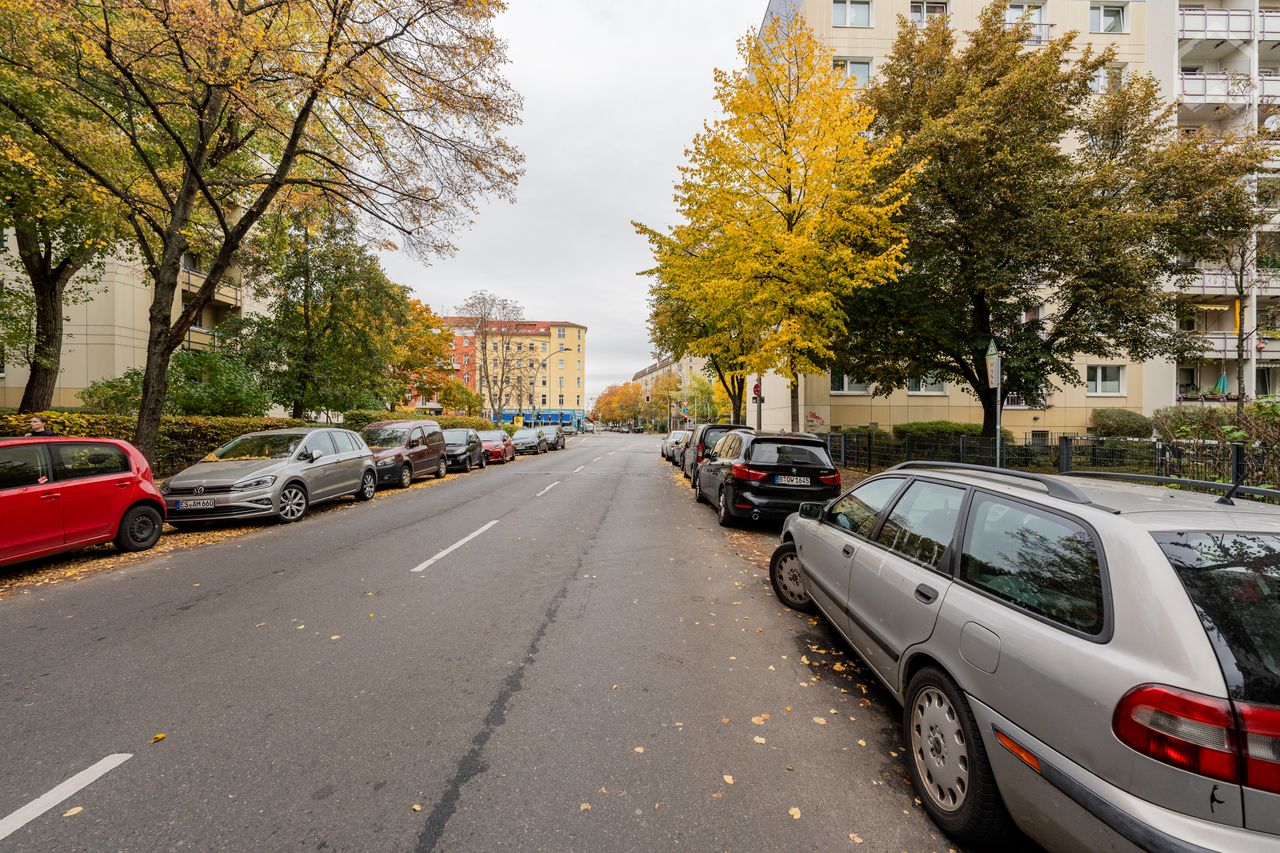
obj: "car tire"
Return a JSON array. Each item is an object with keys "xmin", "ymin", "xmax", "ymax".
[
  {"xmin": 462, "ymin": 456, "xmax": 471, "ymax": 473},
  {"xmin": 692, "ymin": 474, "xmax": 705, "ymax": 503},
  {"xmin": 435, "ymin": 459, "xmax": 447, "ymax": 479},
  {"xmin": 769, "ymin": 541, "xmax": 817, "ymax": 613},
  {"xmin": 479, "ymin": 453, "xmax": 487, "ymax": 469},
  {"xmin": 399, "ymin": 464, "xmax": 413, "ymax": 488},
  {"xmin": 904, "ymin": 667, "xmax": 1016, "ymax": 847},
  {"xmin": 717, "ymin": 488, "xmax": 737, "ymax": 527},
  {"xmin": 355, "ymin": 470, "xmax": 376, "ymax": 501},
  {"xmin": 115, "ymin": 504, "xmax": 163, "ymax": 552},
  {"xmin": 278, "ymin": 483, "xmax": 309, "ymax": 523}
]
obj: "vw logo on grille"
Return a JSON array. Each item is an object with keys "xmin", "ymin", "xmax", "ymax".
[
  {"xmin": 193, "ymin": 485, "xmax": 205, "ymax": 496},
  {"xmin": 790, "ymin": 467, "xmax": 797, "ymax": 474}
]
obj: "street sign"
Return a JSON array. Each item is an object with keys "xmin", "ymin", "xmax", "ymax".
[
  {"xmin": 513, "ymin": 415, "xmax": 524, "ymax": 428},
  {"xmin": 752, "ymin": 382, "xmax": 762, "ymax": 397},
  {"xmin": 751, "ymin": 396, "xmax": 764, "ymax": 404},
  {"xmin": 682, "ymin": 407, "xmax": 688, "ymax": 415},
  {"xmin": 985, "ymin": 341, "xmax": 1001, "ymax": 389}
]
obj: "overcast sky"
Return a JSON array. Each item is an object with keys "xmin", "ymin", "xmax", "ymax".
[{"xmin": 379, "ymin": 1, "xmax": 765, "ymax": 408}]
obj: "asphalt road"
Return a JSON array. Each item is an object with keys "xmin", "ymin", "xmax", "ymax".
[{"xmin": 0, "ymin": 433, "xmax": 953, "ymax": 852}]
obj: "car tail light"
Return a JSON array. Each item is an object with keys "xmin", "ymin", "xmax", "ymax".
[
  {"xmin": 1238, "ymin": 701, "xmax": 1280, "ymax": 794},
  {"xmin": 730, "ymin": 463, "xmax": 768, "ymax": 481},
  {"xmin": 1113, "ymin": 685, "xmax": 1238, "ymax": 783},
  {"xmin": 819, "ymin": 472, "xmax": 840, "ymax": 486}
]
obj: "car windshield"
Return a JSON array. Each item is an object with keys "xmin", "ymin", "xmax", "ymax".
[
  {"xmin": 443, "ymin": 430, "xmax": 468, "ymax": 444},
  {"xmin": 1155, "ymin": 531, "xmax": 1280, "ymax": 705},
  {"xmin": 361, "ymin": 427, "xmax": 408, "ymax": 449},
  {"xmin": 748, "ymin": 440, "xmax": 833, "ymax": 467},
  {"xmin": 700, "ymin": 426, "xmax": 731, "ymax": 448},
  {"xmin": 513, "ymin": 429, "xmax": 538, "ymax": 439},
  {"xmin": 478, "ymin": 431, "xmax": 505, "ymax": 441},
  {"xmin": 211, "ymin": 433, "xmax": 304, "ymax": 461}
]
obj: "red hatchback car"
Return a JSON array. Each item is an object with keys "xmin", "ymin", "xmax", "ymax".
[
  {"xmin": 477, "ymin": 429, "xmax": 516, "ymax": 464},
  {"xmin": 0, "ymin": 437, "xmax": 166, "ymax": 567}
]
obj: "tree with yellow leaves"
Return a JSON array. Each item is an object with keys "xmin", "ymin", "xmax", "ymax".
[
  {"xmin": 637, "ymin": 11, "xmax": 913, "ymax": 431},
  {"xmin": 0, "ymin": 0, "xmax": 521, "ymax": 457}
]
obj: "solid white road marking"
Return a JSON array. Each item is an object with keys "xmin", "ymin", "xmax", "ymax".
[
  {"xmin": 573, "ymin": 466, "xmax": 585, "ymax": 474},
  {"xmin": 536, "ymin": 481, "xmax": 561, "ymax": 498},
  {"xmin": 592, "ymin": 456, "xmax": 603, "ymax": 463},
  {"xmin": 0, "ymin": 753, "xmax": 132, "ymax": 842},
  {"xmin": 411, "ymin": 520, "xmax": 500, "ymax": 573},
  {"xmin": 608, "ymin": 451, "xmax": 617, "ymax": 456}
]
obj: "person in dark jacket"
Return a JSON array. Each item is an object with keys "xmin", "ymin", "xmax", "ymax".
[{"xmin": 25, "ymin": 415, "xmax": 55, "ymax": 437}]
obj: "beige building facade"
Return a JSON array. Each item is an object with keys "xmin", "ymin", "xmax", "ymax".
[
  {"xmin": 0, "ymin": 250, "xmax": 258, "ymax": 409},
  {"xmin": 754, "ymin": 0, "xmax": 1277, "ymax": 436}
]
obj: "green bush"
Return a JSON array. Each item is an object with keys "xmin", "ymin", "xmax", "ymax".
[
  {"xmin": 1089, "ymin": 408, "xmax": 1154, "ymax": 438},
  {"xmin": 0, "ymin": 412, "xmax": 309, "ymax": 469},
  {"xmin": 892, "ymin": 420, "xmax": 1014, "ymax": 442},
  {"xmin": 1152, "ymin": 406, "xmax": 1234, "ymax": 442},
  {"xmin": 78, "ymin": 350, "xmax": 271, "ymax": 417},
  {"xmin": 341, "ymin": 409, "xmax": 497, "ymax": 432}
]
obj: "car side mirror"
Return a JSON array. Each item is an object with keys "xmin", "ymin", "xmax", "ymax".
[
  {"xmin": 704, "ymin": 451, "xmax": 717, "ymax": 462},
  {"xmin": 307, "ymin": 450, "xmax": 323, "ymax": 462},
  {"xmin": 798, "ymin": 502, "xmax": 824, "ymax": 520}
]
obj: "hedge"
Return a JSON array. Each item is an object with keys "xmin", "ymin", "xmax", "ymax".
[
  {"xmin": 340, "ymin": 409, "xmax": 497, "ymax": 432},
  {"xmin": 892, "ymin": 420, "xmax": 1014, "ymax": 442},
  {"xmin": 0, "ymin": 412, "xmax": 309, "ymax": 472},
  {"xmin": 1089, "ymin": 408, "xmax": 1154, "ymax": 439}
]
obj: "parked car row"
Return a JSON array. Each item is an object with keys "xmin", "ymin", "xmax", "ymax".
[
  {"xmin": 665, "ymin": 424, "xmax": 841, "ymax": 527},
  {"xmin": 0, "ymin": 422, "xmax": 574, "ymax": 568},
  {"xmin": 765, "ymin": 461, "xmax": 1280, "ymax": 850}
]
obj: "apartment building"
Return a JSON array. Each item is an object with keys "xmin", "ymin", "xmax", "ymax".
[
  {"xmin": 633, "ymin": 355, "xmax": 713, "ymax": 425},
  {"xmin": 440, "ymin": 316, "xmax": 588, "ymax": 427},
  {"xmin": 0, "ymin": 252, "xmax": 260, "ymax": 409},
  {"xmin": 754, "ymin": 0, "xmax": 1279, "ymax": 436}
]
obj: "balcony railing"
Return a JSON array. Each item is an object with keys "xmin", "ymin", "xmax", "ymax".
[
  {"xmin": 1003, "ymin": 20, "xmax": 1052, "ymax": 44},
  {"xmin": 179, "ymin": 266, "xmax": 242, "ymax": 307},
  {"xmin": 1263, "ymin": 10, "xmax": 1280, "ymax": 40},
  {"xmin": 1180, "ymin": 72, "xmax": 1253, "ymax": 104},
  {"xmin": 1197, "ymin": 330, "xmax": 1280, "ymax": 360},
  {"xmin": 1262, "ymin": 75, "xmax": 1280, "ymax": 100},
  {"xmin": 1179, "ymin": 268, "xmax": 1280, "ymax": 296},
  {"xmin": 184, "ymin": 326, "xmax": 213, "ymax": 352},
  {"xmin": 1179, "ymin": 8, "xmax": 1253, "ymax": 40}
]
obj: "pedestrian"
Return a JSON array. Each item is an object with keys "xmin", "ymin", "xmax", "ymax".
[{"xmin": 25, "ymin": 415, "xmax": 55, "ymax": 437}]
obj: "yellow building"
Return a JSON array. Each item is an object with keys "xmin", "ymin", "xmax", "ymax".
[{"xmin": 441, "ymin": 316, "xmax": 588, "ymax": 427}]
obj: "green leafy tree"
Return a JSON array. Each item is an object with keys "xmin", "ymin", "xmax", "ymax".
[
  {"xmin": 438, "ymin": 379, "xmax": 484, "ymax": 416},
  {"xmin": 79, "ymin": 349, "xmax": 269, "ymax": 416},
  {"xmin": 834, "ymin": 6, "xmax": 1256, "ymax": 435}
]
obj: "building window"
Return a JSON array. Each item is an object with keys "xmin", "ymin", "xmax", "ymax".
[
  {"xmin": 1086, "ymin": 365, "xmax": 1124, "ymax": 395},
  {"xmin": 463, "ymin": 372, "xmax": 470, "ymax": 385},
  {"xmin": 1090, "ymin": 64, "xmax": 1125, "ymax": 94},
  {"xmin": 1005, "ymin": 3, "xmax": 1046, "ymax": 43},
  {"xmin": 907, "ymin": 377, "xmax": 946, "ymax": 394},
  {"xmin": 577, "ymin": 395, "xmax": 581, "ymax": 405},
  {"xmin": 558, "ymin": 394, "xmax": 565, "ymax": 406},
  {"xmin": 576, "ymin": 377, "xmax": 582, "ymax": 387},
  {"xmin": 557, "ymin": 327, "xmax": 566, "ymax": 339},
  {"xmin": 833, "ymin": 0, "xmax": 871, "ymax": 27},
  {"xmin": 528, "ymin": 376, "xmax": 535, "ymax": 386},
  {"xmin": 577, "ymin": 360, "xmax": 582, "ymax": 369},
  {"xmin": 577, "ymin": 329, "xmax": 582, "ymax": 339},
  {"xmin": 834, "ymin": 58, "xmax": 871, "ymax": 88},
  {"xmin": 558, "ymin": 376, "xmax": 565, "ymax": 388},
  {"xmin": 541, "ymin": 394, "xmax": 547, "ymax": 406},
  {"xmin": 1090, "ymin": 4, "xmax": 1125, "ymax": 33},
  {"xmin": 577, "ymin": 344, "xmax": 582, "ymax": 353},
  {"xmin": 492, "ymin": 342, "xmax": 498, "ymax": 351},
  {"xmin": 830, "ymin": 372, "xmax": 870, "ymax": 394},
  {"xmin": 463, "ymin": 354, "xmax": 470, "ymax": 366},
  {"xmin": 557, "ymin": 358, "xmax": 564, "ymax": 369},
  {"xmin": 541, "ymin": 377, "xmax": 547, "ymax": 386},
  {"xmin": 910, "ymin": 1, "xmax": 947, "ymax": 23},
  {"xmin": 541, "ymin": 342, "xmax": 547, "ymax": 352},
  {"xmin": 559, "ymin": 343, "xmax": 566, "ymax": 351},
  {"xmin": 1178, "ymin": 367, "xmax": 1198, "ymax": 395}
]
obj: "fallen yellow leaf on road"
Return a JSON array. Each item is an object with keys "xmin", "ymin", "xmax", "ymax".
[
  {"xmin": 329, "ymin": 635, "xmax": 340, "ymax": 640},
  {"xmin": 789, "ymin": 807, "xmax": 802, "ymax": 819},
  {"xmin": 753, "ymin": 736, "xmax": 766, "ymax": 744},
  {"xmin": 633, "ymin": 746, "xmax": 645, "ymax": 753},
  {"xmin": 711, "ymin": 792, "xmax": 723, "ymax": 800},
  {"xmin": 812, "ymin": 717, "xmax": 827, "ymax": 725},
  {"xmin": 720, "ymin": 716, "xmax": 732, "ymax": 724},
  {"xmin": 723, "ymin": 774, "xmax": 734, "ymax": 784},
  {"xmin": 857, "ymin": 739, "xmax": 867, "ymax": 747},
  {"xmin": 62, "ymin": 807, "xmax": 82, "ymax": 817},
  {"xmin": 411, "ymin": 804, "xmax": 422, "ymax": 812},
  {"xmin": 832, "ymin": 662, "xmax": 846, "ymax": 671},
  {"xmin": 150, "ymin": 733, "xmax": 166, "ymax": 744},
  {"xmin": 849, "ymin": 833, "xmax": 863, "ymax": 843},
  {"xmin": 580, "ymin": 803, "xmax": 591, "ymax": 811}
]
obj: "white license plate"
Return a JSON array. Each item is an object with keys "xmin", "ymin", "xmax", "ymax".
[
  {"xmin": 177, "ymin": 498, "xmax": 216, "ymax": 509},
  {"xmin": 776, "ymin": 475, "xmax": 810, "ymax": 486}
]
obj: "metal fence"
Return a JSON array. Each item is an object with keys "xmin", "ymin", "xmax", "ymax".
[{"xmin": 821, "ymin": 432, "xmax": 1280, "ymax": 490}]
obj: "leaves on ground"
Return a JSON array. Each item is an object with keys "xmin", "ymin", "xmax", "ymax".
[
  {"xmin": 812, "ymin": 716, "xmax": 827, "ymax": 725},
  {"xmin": 62, "ymin": 806, "xmax": 82, "ymax": 817},
  {"xmin": 579, "ymin": 802, "xmax": 591, "ymax": 811},
  {"xmin": 753, "ymin": 736, "xmax": 766, "ymax": 744},
  {"xmin": 411, "ymin": 804, "xmax": 422, "ymax": 812},
  {"xmin": 722, "ymin": 774, "xmax": 734, "ymax": 784},
  {"xmin": 633, "ymin": 746, "xmax": 645, "ymax": 753},
  {"xmin": 788, "ymin": 807, "xmax": 801, "ymax": 819},
  {"xmin": 849, "ymin": 833, "xmax": 863, "ymax": 843},
  {"xmin": 150, "ymin": 733, "xmax": 166, "ymax": 743}
]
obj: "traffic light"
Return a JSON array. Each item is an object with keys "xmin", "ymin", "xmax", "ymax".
[{"xmin": 645, "ymin": 394, "xmax": 650, "ymax": 403}]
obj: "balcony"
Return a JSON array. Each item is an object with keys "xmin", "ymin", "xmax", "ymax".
[
  {"xmin": 179, "ymin": 266, "xmax": 242, "ymax": 307},
  {"xmin": 1003, "ymin": 20, "xmax": 1052, "ymax": 45},
  {"xmin": 1263, "ymin": 10, "xmax": 1280, "ymax": 40},
  {"xmin": 184, "ymin": 327, "xmax": 213, "ymax": 352},
  {"xmin": 1180, "ymin": 72, "xmax": 1252, "ymax": 107},
  {"xmin": 1198, "ymin": 330, "xmax": 1280, "ymax": 360},
  {"xmin": 1179, "ymin": 8, "xmax": 1253, "ymax": 40},
  {"xmin": 1263, "ymin": 75, "xmax": 1280, "ymax": 101},
  {"xmin": 1179, "ymin": 268, "xmax": 1280, "ymax": 296}
]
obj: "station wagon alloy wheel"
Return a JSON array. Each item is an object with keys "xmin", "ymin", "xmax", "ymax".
[
  {"xmin": 357, "ymin": 471, "xmax": 376, "ymax": 500},
  {"xmin": 769, "ymin": 542, "xmax": 816, "ymax": 613},
  {"xmin": 911, "ymin": 686, "xmax": 969, "ymax": 812}
]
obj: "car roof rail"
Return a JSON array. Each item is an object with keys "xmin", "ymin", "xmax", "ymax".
[
  {"xmin": 886, "ymin": 461, "xmax": 1095, "ymax": 505},
  {"xmin": 1062, "ymin": 470, "xmax": 1280, "ymax": 503}
]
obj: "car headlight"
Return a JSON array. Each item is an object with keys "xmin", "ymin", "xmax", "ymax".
[
  {"xmin": 231, "ymin": 475, "xmax": 276, "ymax": 492},
  {"xmin": 376, "ymin": 457, "xmax": 399, "ymax": 468}
]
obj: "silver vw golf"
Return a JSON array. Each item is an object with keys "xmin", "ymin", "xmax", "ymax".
[
  {"xmin": 162, "ymin": 428, "xmax": 376, "ymax": 525},
  {"xmin": 771, "ymin": 462, "xmax": 1280, "ymax": 852}
]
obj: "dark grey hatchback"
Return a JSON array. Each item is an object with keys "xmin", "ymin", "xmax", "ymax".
[{"xmin": 694, "ymin": 430, "xmax": 840, "ymax": 526}]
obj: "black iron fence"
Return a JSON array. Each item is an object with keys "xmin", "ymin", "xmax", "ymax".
[{"xmin": 821, "ymin": 432, "xmax": 1280, "ymax": 490}]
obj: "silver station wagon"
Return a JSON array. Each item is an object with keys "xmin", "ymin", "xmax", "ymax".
[
  {"xmin": 163, "ymin": 428, "xmax": 376, "ymax": 525},
  {"xmin": 770, "ymin": 462, "xmax": 1280, "ymax": 852}
]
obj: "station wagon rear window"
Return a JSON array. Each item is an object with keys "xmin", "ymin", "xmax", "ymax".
[
  {"xmin": 960, "ymin": 495, "xmax": 1105, "ymax": 635},
  {"xmin": 748, "ymin": 441, "xmax": 833, "ymax": 467},
  {"xmin": 1156, "ymin": 532, "xmax": 1280, "ymax": 706}
]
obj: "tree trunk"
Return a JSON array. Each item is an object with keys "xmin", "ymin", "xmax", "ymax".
[
  {"xmin": 18, "ymin": 281, "xmax": 64, "ymax": 412},
  {"xmin": 976, "ymin": 384, "xmax": 999, "ymax": 438},
  {"xmin": 789, "ymin": 379, "xmax": 800, "ymax": 433},
  {"xmin": 133, "ymin": 265, "xmax": 182, "ymax": 460}
]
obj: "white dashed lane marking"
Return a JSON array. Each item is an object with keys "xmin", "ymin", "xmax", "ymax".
[
  {"xmin": 411, "ymin": 520, "xmax": 500, "ymax": 573},
  {"xmin": 0, "ymin": 753, "xmax": 132, "ymax": 842}
]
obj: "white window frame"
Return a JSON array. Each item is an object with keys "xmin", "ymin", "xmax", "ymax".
[
  {"xmin": 906, "ymin": 377, "xmax": 947, "ymax": 395},
  {"xmin": 833, "ymin": 0, "xmax": 872, "ymax": 28},
  {"xmin": 1085, "ymin": 364, "xmax": 1126, "ymax": 396},
  {"xmin": 830, "ymin": 372, "xmax": 871, "ymax": 395},
  {"xmin": 1090, "ymin": 4, "xmax": 1126, "ymax": 34},
  {"xmin": 910, "ymin": 1, "xmax": 948, "ymax": 23},
  {"xmin": 834, "ymin": 58, "xmax": 872, "ymax": 88}
]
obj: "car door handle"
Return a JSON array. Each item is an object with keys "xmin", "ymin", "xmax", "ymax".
[
  {"xmin": 915, "ymin": 584, "xmax": 939, "ymax": 605},
  {"xmin": 41, "ymin": 493, "xmax": 60, "ymax": 500},
  {"xmin": 841, "ymin": 545, "xmax": 855, "ymax": 558},
  {"xmin": 115, "ymin": 481, "xmax": 130, "ymax": 488}
]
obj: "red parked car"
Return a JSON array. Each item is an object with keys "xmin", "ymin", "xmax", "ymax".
[
  {"xmin": 0, "ymin": 436, "xmax": 165, "ymax": 567},
  {"xmin": 477, "ymin": 430, "xmax": 516, "ymax": 464}
]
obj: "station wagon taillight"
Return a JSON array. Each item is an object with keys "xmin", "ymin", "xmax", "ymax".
[
  {"xmin": 1113, "ymin": 685, "xmax": 1280, "ymax": 793},
  {"xmin": 819, "ymin": 472, "xmax": 840, "ymax": 486},
  {"xmin": 730, "ymin": 463, "xmax": 768, "ymax": 481}
]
